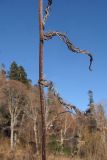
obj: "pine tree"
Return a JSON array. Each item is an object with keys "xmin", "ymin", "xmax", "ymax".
[
  {"xmin": 18, "ymin": 66, "xmax": 29, "ymax": 85},
  {"xmin": 85, "ymin": 90, "xmax": 95, "ymax": 116},
  {"xmin": 88, "ymin": 90, "xmax": 94, "ymax": 106},
  {"xmin": 9, "ymin": 61, "xmax": 30, "ymax": 86},
  {"xmin": 9, "ymin": 61, "xmax": 19, "ymax": 80}
]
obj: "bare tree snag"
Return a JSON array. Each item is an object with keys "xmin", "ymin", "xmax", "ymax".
[
  {"xmin": 38, "ymin": 0, "xmax": 46, "ymax": 160},
  {"xmin": 38, "ymin": 0, "xmax": 93, "ymax": 159}
]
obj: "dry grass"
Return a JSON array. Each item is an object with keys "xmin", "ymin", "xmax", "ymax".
[{"xmin": 0, "ymin": 135, "xmax": 107, "ymax": 160}]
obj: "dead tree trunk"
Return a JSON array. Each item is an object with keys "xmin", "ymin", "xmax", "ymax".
[{"xmin": 38, "ymin": 0, "xmax": 46, "ymax": 160}]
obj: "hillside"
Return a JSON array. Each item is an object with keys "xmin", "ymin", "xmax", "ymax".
[{"xmin": 0, "ymin": 63, "xmax": 107, "ymax": 160}]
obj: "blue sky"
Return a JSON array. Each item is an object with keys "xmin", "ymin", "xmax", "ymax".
[{"xmin": 0, "ymin": 0, "xmax": 107, "ymax": 110}]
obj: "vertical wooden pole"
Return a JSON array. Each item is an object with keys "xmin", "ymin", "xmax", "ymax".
[{"xmin": 38, "ymin": 0, "xmax": 46, "ymax": 160}]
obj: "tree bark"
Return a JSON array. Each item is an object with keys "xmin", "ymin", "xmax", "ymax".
[
  {"xmin": 34, "ymin": 121, "xmax": 39, "ymax": 156},
  {"xmin": 38, "ymin": 0, "xmax": 46, "ymax": 160},
  {"xmin": 11, "ymin": 115, "xmax": 14, "ymax": 151}
]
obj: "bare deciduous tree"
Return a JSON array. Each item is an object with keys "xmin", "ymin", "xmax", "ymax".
[
  {"xmin": 24, "ymin": 87, "xmax": 40, "ymax": 156},
  {"xmin": 2, "ymin": 80, "xmax": 28, "ymax": 151}
]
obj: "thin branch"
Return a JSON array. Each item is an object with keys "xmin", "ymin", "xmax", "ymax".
[
  {"xmin": 57, "ymin": 110, "xmax": 75, "ymax": 116},
  {"xmin": 44, "ymin": 31, "xmax": 93, "ymax": 71},
  {"xmin": 46, "ymin": 110, "xmax": 76, "ymax": 130}
]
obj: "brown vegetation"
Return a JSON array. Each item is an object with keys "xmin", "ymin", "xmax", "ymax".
[{"xmin": 0, "ymin": 75, "xmax": 107, "ymax": 160}]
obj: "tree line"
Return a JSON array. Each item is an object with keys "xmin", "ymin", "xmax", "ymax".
[{"xmin": 0, "ymin": 62, "xmax": 107, "ymax": 160}]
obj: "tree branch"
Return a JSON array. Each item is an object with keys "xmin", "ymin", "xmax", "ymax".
[
  {"xmin": 43, "ymin": 0, "xmax": 52, "ymax": 26},
  {"xmin": 44, "ymin": 31, "xmax": 93, "ymax": 71}
]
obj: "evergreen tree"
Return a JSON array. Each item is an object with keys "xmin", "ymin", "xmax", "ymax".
[
  {"xmin": 9, "ymin": 61, "xmax": 19, "ymax": 80},
  {"xmin": 88, "ymin": 90, "xmax": 94, "ymax": 106},
  {"xmin": 9, "ymin": 61, "xmax": 30, "ymax": 86},
  {"xmin": 18, "ymin": 66, "xmax": 29, "ymax": 85}
]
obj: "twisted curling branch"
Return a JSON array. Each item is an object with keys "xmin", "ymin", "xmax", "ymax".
[
  {"xmin": 49, "ymin": 81, "xmax": 81, "ymax": 115},
  {"xmin": 39, "ymin": 78, "xmax": 94, "ymax": 118},
  {"xmin": 39, "ymin": 79, "xmax": 81, "ymax": 115},
  {"xmin": 43, "ymin": 0, "xmax": 52, "ymax": 26},
  {"xmin": 44, "ymin": 31, "xmax": 93, "ymax": 71}
]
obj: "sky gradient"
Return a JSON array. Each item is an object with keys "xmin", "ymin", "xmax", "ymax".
[{"xmin": 0, "ymin": 0, "xmax": 107, "ymax": 110}]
